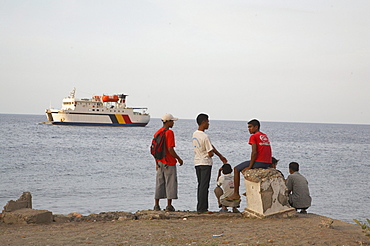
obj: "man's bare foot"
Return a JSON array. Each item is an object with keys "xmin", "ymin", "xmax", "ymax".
[{"xmin": 226, "ymin": 193, "xmax": 240, "ymax": 201}]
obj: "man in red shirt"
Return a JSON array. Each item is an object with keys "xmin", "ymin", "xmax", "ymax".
[
  {"xmin": 153, "ymin": 114, "xmax": 183, "ymax": 212},
  {"xmin": 228, "ymin": 119, "xmax": 272, "ymax": 200}
]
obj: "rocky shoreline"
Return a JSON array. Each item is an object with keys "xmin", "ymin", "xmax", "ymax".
[
  {"xmin": 1, "ymin": 191, "xmax": 369, "ymax": 245},
  {"xmin": 1, "ymin": 209, "xmax": 370, "ymax": 245},
  {"xmin": 53, "ymin": 209, "xmax": 243, "ymax": 223}
]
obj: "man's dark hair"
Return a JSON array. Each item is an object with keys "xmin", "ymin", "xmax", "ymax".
[
  {"xmin": 221, "ymin": 164, "xmax": 232, "ymax": 174},
  {"xmin": 289, "ymin": 162, "xmax": 299, "ymax": 172},
  {"xmin": 196, "ymin": 113, "xmax": 209, "ymax": 126},
  {"xmin": 248, "ymin": 119, "xmax": 260, "ymax": 129}
]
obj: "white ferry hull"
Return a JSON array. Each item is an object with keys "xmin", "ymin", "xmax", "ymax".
[
  {"xmin": 46, "ymin": 89, "xmax": 150, "ymax": 127},
  {"xmin": 47, "ymin": 110, "xmax": 149, "ymax": 127}
]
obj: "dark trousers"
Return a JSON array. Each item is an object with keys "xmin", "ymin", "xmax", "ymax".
[{"xmin": 195, "ymin": 165, "xmax": 212, "ymax": 212}]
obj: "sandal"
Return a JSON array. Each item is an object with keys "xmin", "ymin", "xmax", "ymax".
[{"xmin": 165, "ymin": 205, "xmax": 175, "ymax": 212}]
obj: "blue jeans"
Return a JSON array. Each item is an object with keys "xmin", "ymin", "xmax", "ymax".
[{"xmin": 235, "ymin": 161, "xmax": 271, "ymax": 172}]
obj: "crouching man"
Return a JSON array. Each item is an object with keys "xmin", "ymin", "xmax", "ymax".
[
  {"xmin": 286, "ymin": 162, "xmax": 312, "ymax": 214},
  {"xmin": 215, "ymin": 164, "xmax": 240, "ymax": 213}
]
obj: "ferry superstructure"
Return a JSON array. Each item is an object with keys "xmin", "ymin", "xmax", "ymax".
[{"xmin": 45, "ymin": 88, "xmax": 150, "ymax": 126}]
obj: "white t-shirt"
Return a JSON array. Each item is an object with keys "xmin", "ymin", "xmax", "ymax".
[
  {"xmin": 217, "ymin": 173, "xmax": 235, "ymax": 199},
  {"xmin": 192, "ymin": 130, "xmax": 213, "ymax": 166}
]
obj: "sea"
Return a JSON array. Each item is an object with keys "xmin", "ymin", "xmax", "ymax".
[{"xmin": 0, "ymin": 114, "xmax": 369, "ymax": 224}]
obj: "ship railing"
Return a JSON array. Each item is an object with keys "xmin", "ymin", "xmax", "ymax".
[{"xmin": 132, "ymin": 107, "xmax": 149, "ymax": 114}]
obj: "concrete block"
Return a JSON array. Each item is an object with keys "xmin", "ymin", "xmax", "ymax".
[
  {"xmin": 242, "ymin": 168, "xmax": 295, "ymax": 218},
  {"xmin": 2, "ymin": 208, "xmax": 53, "ymax": 224}
]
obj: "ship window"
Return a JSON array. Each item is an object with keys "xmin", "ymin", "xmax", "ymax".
[
  {"xmin": 92, "ymin": 109, "xmax": 95, "ymax": 111},
  {"xmin": 97, "ymin": 109, "xmax": 99, "ymax": 111}
]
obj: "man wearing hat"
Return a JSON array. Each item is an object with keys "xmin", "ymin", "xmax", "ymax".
[{"xmin": 153, "ymin": 113, "xmax": 183, "ymax": 212}]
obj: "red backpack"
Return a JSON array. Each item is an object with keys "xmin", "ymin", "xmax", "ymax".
[{"xmin": 150, "ymin": 128, "xmax": 168, "ymax": 159}]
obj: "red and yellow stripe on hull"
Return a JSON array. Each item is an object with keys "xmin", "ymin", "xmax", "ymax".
[{"xmin": 113, "ymin": 114, "xmax": 133, "ymax": 124}]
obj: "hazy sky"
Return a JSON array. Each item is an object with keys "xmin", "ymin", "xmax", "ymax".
[{"xmin": 1, "ymin": 0, "xmax": 369, "ymax": 124}]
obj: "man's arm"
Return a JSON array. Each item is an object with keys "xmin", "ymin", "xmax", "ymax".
[
  {"xmin": 286, "ymin": 176, "xmax": 293, "ymax": 194},
  {"xmin": 168, "ymin": 146, "xmax": 183, "ymax": 166},
  {"xmin": 211, "ymin": 145, "xmax": 228, "ymax": 164},
  {"xmin": 244, "ymin": 143, "xmax": 257, "ymax": 170},
  {"xmin": 217, "ymin": 167, "xmax": 222, "ymax": 182}
]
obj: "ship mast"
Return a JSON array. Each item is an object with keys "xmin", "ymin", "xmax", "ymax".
[{"xmin": 69, "ymin": 88, "xmax": 76, "ymax": 99}]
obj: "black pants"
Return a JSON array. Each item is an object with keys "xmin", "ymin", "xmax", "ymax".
[{"xmin": 195, "ymin": 165, "xmax": 212, "ymax": 212}]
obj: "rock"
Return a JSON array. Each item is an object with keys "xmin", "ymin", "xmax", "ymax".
[
  {"xmin": 77, "ymin": 211, "xmax": 136, "ymax": 222},
  {"xmin": 135, "ymin": 210, "xmax": 169, "ymax": 220},
  {"xmin": 118, "ymin": 215, "xmax": 134, "ymax": 221},
  {"xmin": 68, "ymin": 212, "xmax": 82, "ymax": 218},
  {"xmin": 3, "ymin": 192, "xmax": 32, "ymax": 212},
  {"xmin": 2, "ymin": 208, "xmax": 53, "ymax": 224},
  {"xmin": 1, "ymin": 192, "xmax": 52, "ymax": 224},
  {"xmin": 53, "ymin": 214, "xmax": 72, "ymax": 223},
  {"xmin": 319, "ymin": 219, "xmax": 334, "ymax": 229},
  {"xmin": 242, "ymin": 168, "xmax": 283, "ymax": 183}
]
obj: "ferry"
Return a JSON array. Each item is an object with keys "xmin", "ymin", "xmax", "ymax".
[{"xmin": 45, "ymin": 88, "xmax": 150, "ymax": 126}]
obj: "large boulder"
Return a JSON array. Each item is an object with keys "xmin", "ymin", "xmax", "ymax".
[
  {"xmin": 1, "ymin": 192, "xmax": 53, "ymax": 224},
  {"xmin": 3, "ymin": 192, "xmax": 32, "ymax": 212},
  {"xmin": 2, "ymin": 208, "xmax": 53, "ymax": 224}
]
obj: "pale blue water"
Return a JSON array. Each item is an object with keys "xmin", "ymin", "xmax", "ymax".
[{"xmin": 0, "ymin": 114, "xmax": 369, "ymax": 224}]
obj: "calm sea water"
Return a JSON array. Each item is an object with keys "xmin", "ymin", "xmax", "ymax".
[{"xmin": 0, "ymin": 114, "xmax": 369, "ymax": 224}]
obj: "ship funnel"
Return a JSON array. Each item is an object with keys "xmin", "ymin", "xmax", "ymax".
[{"xmin": 118, "ymin": 94, "xmax": 128, "ymax": 103}]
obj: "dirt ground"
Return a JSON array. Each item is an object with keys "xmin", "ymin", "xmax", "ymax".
[{"xmin": 0, "ymin": 211, "xmax": 369, "ymax": 246}]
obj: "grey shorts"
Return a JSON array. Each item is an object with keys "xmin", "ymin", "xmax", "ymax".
[
  {"xmin": 155, "ymin": 161, "xmax": 178, "ymax": 200},
  {"xmin": 214, "ymin": 187, "xmax": 241, "ymax": 208},
  {"xmin": 220, "ymin": 198, "xmax": 240, "ymax": 208}
]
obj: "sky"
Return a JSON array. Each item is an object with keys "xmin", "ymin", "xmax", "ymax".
[{"xmin": 1, "ymin": 0, "xmax": 369, "ymax": 124}]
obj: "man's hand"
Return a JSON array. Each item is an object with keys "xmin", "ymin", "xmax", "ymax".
[
  {"xmin": 208, "ymin": 151, "xmax": 214, "ymax": 157},
  {"xmin": 219, "ymin": 155, "xmax": 228, "ymax": 164},
  {"xmin": 242, "ymin": 166, "xmax": 252, "ymax": 172}
]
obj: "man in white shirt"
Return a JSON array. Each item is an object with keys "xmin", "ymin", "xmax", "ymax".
[{"xmin": 192, "ymin": 113, "xmax": 228, "ymax": 213}]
